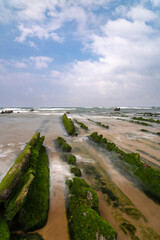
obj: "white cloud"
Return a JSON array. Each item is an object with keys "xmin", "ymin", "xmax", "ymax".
[
  {"xmin": 28, "ymin": 41, "xmax": 37, "ymax": 48},
  {"xmin": 0, "ymin": 0, "xmax": 110, "ymax": 44},
  {"xmin": 30, "ymin": 56, "xmax": 53, "ymax": 69},
  {"xmin": 127, "ymin": 5, "xmax": 157, "ymax": 22},
  {"xmin": 14, "ymin": 62, "xmax": 27, "ymax": 68}
]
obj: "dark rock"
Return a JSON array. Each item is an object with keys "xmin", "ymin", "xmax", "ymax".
[
  {"xmin": 114, "ymin": 107, "xmax": 120, "ymax": 111},
  {"xmin": 1, "ymin": 110, "xmax": 13, "ymax": 114}
]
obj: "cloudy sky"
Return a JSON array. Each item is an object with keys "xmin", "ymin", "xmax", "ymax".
[{"xmin": 0, "ymin": 0, "xmax": 160, "ymax": 107}]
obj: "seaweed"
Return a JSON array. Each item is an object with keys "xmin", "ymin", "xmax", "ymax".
[
  {"xmin": 89, "ymin": 132, "xmax": 160, "ymax": 203},
  {"xmin": 56, "ymin": 137, "xmax": 72, "ymax": 152},
  {"xmin": 132, "ymin": 117, "xmax": 160, "ymax": 124},
  {"xmin": 0, "ymin": 215, "xmax": 10, "ymax": 240},
  {"xmin": 62, "ymin": 114, "xmax": 77, "ymax": 136},
  {"xmin": 14, "ymin": 146, "xmax": 50, "ymax": 231},
  {"xmin": 66, "ymin": 177, "xmax": 117, "ymax": 240},
  {"xmin": 0, "ymin": 132, "xmax": 40, "ymax": 201},
  {"xmin": 62, "ymin": 153, "xmax": 76, "ymax": 165},
  {"xmin": 75, "ymin": 120, "xmax": 88, "ymax": 130},
  {"xmin": 10, "ymin": 233, "xmax": 43, "ymax": 240},
  {"xmin": 71, "ymin": 167, "xmax": 82, "ymax": 177}
]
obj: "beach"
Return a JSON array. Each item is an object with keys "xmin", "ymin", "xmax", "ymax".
[{"xmin": 0, "ymin": 107, "xmax": 160, "ymax": 240}]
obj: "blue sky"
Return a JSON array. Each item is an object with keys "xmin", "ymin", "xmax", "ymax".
[{"xmin": 0, "ymin": 0, "xmax": 160, "ymax": 107}]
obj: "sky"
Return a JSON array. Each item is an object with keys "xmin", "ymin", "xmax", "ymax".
[{"xmin": 0, "ymin": 0, "xmax": 160, "ymax": 107}]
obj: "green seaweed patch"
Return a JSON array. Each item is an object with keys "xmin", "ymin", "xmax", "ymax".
[
  {"xmin": 11, "ymin": 233, "xmax": 43, "ymax": 240},
  {"xmin": 139, "ymin": 225, "xmax": 160, "ymax": 240},
  {"xmin": 68, "ymin": 203, "xmax": 117, "ymax": 240},
  {"xmin": 62, "ymin": 114, "xmax": 77, "ymax": 136},
  {"xmin": 132, "ymin": 117, "xmax": 160, "ymax": 124},
  {"xmin": 66, "ymin": 178, "xmax": 117, "ymax": 240},
  {"xmin": 67, "ymin": 178, "xmax": 99, "ymax": 213},
  {"xmin": 71, "ymin": 167, "xmax": 82, "ymax": 177},
  {"xmin": 120, "ymin": 220, "xmax": 138, "ymax": 239},
  {"xmin": 96, "ymin": 121, "xmax": 109, "ymax": 129},
  {"xmin": 130, "ymin": 120, "xmax": 152, "ymax": 126},
  {"xmin": 4, "ymin": 173, "xmax": 34, "ymax": 222},
  {"xmin": 89, "ymin": 132, "xmax": 160, "ymax": 203},
  {"xmin": 140, "ymin": 129, "xmax": 149, "ymax": 133},
  {"xmin": 84, "ymin": 164, "xmax": 145, "ymax": 220},
  {"xmin": 0, "ymin": 215, "xmax": 10, "ymax": 240},
  {"xmin": 0, "ymin": 132, "xmax": 40, "ymax": 201},
  {"xmin": 62, "ymin": 153, "xmax": 76, "ymax": 165},
  {"xmin": 13, "ymin": 146, "xmax": 50, "ymax": 231},
  {"xmin": 56, "ymin": 137, "xmax": 72, "ymax": 152},
  {"xmin": 75, "ymin": 120, "xmax": 88, "ymax": 130}
]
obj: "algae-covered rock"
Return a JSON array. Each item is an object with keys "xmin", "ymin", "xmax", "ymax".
[
  {"xmin": 11, "ymin": 233, "xmax": 43, "ymax": 240},
  {"xmin": 62, "ymin": 153, "xmax": 76, "ymax": 164},
  {"xmin": 0, "ymin": 132, "xmax": 40, "ymax": 201},
  {"xmin": 57, "ymin": 137, "xmax": 72, "ymax": 152},
  {"xmin": 71, "ymin": 167, "xmax": 82, "ymax": 177},
  {"xmin": 4, "ymin": 173, "xmax": 34, "ymax": 221},
  {"xmin": 67, "ymin": 177, "xmax": 117, "ymax": 239},
  {"xmin": 67, "ymin": 177, "xmax": 98, "ymax": 213},
  {"xmin": 62, "ymin": 114, "xmax": 77, "ymax": 136},
  {"xmin": 0, "ymin": 215, "xmax": 10, "ymax": 240}
]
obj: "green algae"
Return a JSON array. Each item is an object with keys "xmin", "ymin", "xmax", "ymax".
[
  {"xmin": 66, "ymin": 177, "xmax": 117, "ymax": 240},
  {"xmin": 75, "ymin": 120, "xmax": 88, "ymax": 130},
  {"xmin": 71, "ymin": 167, "xmax": 82, "ymax": 177},
  {"xmin": 89, "ymin": 132, "xmax": 160, "ymax": 203},
  {"xmin": 14, "ymin": 145, "xmax": 50, "ymax": 231},
  {"xmin": 62, "ymin": 114, "xmax": 77, "ymax": 136},
  {"xmin": 56, "ymin": 137, "xmax": 72, "ymax": 152},
  {"xmin": 0, "ymin": 132, "xmax": 40, "ymax": 201},
  {"xmin": 11, "ymin": 233, "xmax": 44, "ymax": 240},
  {"xmin": 62, "ymin": 153, "xmax": 76, "ymax": 164},
  {"xmin": 132, "ymin": 117, "xmax": 160, "ymax": 124},
  {"xmin": 84, "ymin": 164, "xmax": 144, "ymax": 220},
  {"xmin": 0, "ymin": 215, "xmax": 10, "ymax": 240}
]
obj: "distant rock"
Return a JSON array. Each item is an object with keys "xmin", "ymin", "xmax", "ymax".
[
  {"xmin": 30, "ymin": 108, "xmax": 34, "ymax": 112},
  {"xmin": 1, "ymin": 110, "xmax": 13, "ymax": 114},
  {"xmin": 66, "ymin": 111, "xmax": 70, "ymax": 114},
  {"xmin": 114, "ymin": 107, "xmax": 120, "ymax": 111}
]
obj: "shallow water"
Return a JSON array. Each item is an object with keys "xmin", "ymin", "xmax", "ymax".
[{"xmin": 0, "ymin": 107, "xmax": 160, "ymax": 239}]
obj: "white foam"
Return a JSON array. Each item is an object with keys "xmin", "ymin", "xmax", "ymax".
[
  {"xmin": 0, "ymin": 149, "xmax": 13, "ymax": 158},
  {"xmin": 7, "ymin": 143, "xmax": 15, "ymax": 147},
  {"xmin": 76, "ymin": 154, "xmax": 95, "ymax": 164},
  {"xmin": 50, "ymin": 158, "xmax": 73, "ymax": 187}
]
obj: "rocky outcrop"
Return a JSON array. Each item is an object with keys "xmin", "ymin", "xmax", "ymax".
[
  {"xmin": 114, "ymin": 107, "xmax": 120, "ymax": 111},
  {"xmin": 1, "ymin": 110, "xmax": 13, "ymax": 114}
]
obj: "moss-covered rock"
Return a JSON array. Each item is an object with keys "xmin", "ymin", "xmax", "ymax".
[
  {"xmin": 4, "ymin": 173, "xmax": 34, "ymax": 222},
  {"xmin": 0, "ymin": 132, "xmax": 40, "ymax": 201},
  {"xmin": 67, "ymin": 177, "xmax": 117, "ymax": 240},
  {"xmin": 75, "ymin": 120, "xmax": 88, "ymax": 130},
  {"xmin": 56, "ymin": 137, "xmax": 72, "ymax": 152},
  {"xmin": 68, "ymin": 203, "xmax": 117, "ymax": 240},
  {"xmin": 0, "ymin": 215, "xmax": 10, "ymax": 240},
  {"xmin": 62, "ymin": 153, "xmax": 76, "ymax": 164},
  {"xmin": 89, "ymin": 131, "xmax": 160, "ymax": 203},
  {"xmin": 14, "ymin": 146, "xmax": 50, "ymax": 231},
  {"xmin": 62, "ymin": 114, "xmax": 77, "ymax": 136},
  {"xmin": 10, "ymin": 233, "xmax": 43, "ymax": 240},
  {"xmin": 71, "ymin": 167, "xmax": 82, "ymax": 177}
]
